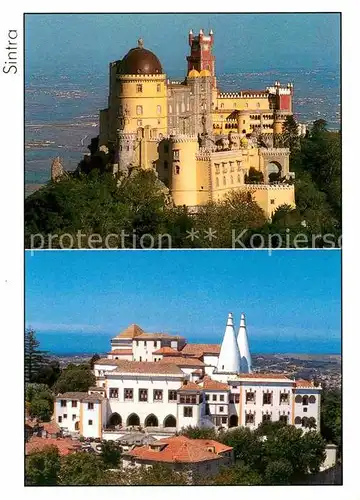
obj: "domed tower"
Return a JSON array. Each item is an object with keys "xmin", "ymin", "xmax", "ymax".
[
  {"xmin": 99, "ymin": 39, "xmax": 167, "ymax": 170},
  {"xmin": 169, "ymin": 135, "xmax": 199, "ymax": 207}
]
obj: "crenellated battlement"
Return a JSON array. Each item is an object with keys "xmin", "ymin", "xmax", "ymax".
[
  {"xmin": 170, "ymin": 134, "xmax": 198, "ymax": 144},
  {"xmin": 260, "ymin": 148, "xmax": 290, "ymax": 156},
  {"xmin": 242, "ymin": 183, "xmax": 294, "ymax": 190}
]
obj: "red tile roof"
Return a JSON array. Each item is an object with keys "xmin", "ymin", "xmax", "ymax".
[
  {"xmin": 126, "ymin": 436, "xmax": 229, "ymax": 464},
  {"xmin": 201, "ymin": 376, "xmax": 229, "ymax": 391},
  {"xmin": 192, "ymin": 439, "xmax": 233, "ymax": 454},
  {"xmin": 158, "ymin": 357, "xmax": 205, "ymax": 367},
  {"xmin": 137, "ymin": 333, "xmax": 185, "ymax": 340},
  {"xmin": 181, "ymin": 343, "xmax": 221, "ymax": 356},
  {"xmin": 179, "ymin": 381, "xmax": 201, "ymax": 391},
  {"xmin": 41, "ymin": 422, "xmax": 61, "ymax": 434},
  {"xmin": 113, "ymin": 360, "xmax": 184, "ymax": 375},
  {"xmin": 153, "ymin": 347, "xmax": 182, "ymax": 355},
  {"xmin": 295, "ymin": 379, "xmax": 314, "ymax": 388},
  {"xmin": 26, "ymin": 437, "xmax": 80, "ymax": 456},
  {"xmin": 115, "ymin": 324, "xmax": 144, "ymax": 339}
]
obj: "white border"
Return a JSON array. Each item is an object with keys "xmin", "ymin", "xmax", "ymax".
[{"xmin": 1, "ymin": 2, "xmax": 359, "ymax": 498}]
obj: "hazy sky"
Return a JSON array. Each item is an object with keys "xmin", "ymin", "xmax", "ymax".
[
  {"xmin": 25, "ymin": 13, "xmax": 340, "ymax": 75},
  {"xmin": 25, "ymin": 250, "xmax": 341, "ymax": 349}
]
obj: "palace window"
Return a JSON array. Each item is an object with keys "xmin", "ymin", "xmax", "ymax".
[
  {"xmin": 246, "ymin": 391, "xmax": 255, "ymax": 403},
  {"xmin": 124, "ymin": 388, "xmax": 133, "ymax": 400},
  {"xmin": 173, "ymin": 149, "xmax": 180, "ymax": 161},
  {"xmin": 280, "ymin": 393, "xmax": 289, "ymax": 404},
  {"xmin": 263, "ymin": 392, "xmax": 272, "ymax": 405},
  {"xmin": 230, "ymin": 162, "xmax": 234, "ymax": 172},
  {"xmin": 175, "ymin": 165, "xmax": 180, "ymax": 175},
  {"xmin": 136, "ymin": 84, "xmax": 143, "ymax": 93},
  {"xmin": 72, "ymin": 414, "xmax": 76, "ymax": 421},
  {"xmin": 230, "ymin": 175, "xmax": 234, "ymax": 184},
  {"xmin": 157, "ymin": 84, "xmax": 161, "ymax": 92},
  {"xmin": 302, "ymin": 396, "xmax": 309, "ymax": 406},
  {"xmin": 294, "ymin": 416, "xmax": 302, "ymax": 425},
  {"xmin": 262, "ymin": 413, "xmax": 271, "ymax": 422},
  {"xmin": 234, "ymin": 394, "xmax": 240, "ymax": 404},
  {"xmin": 164, "ymin": 160, "xmax": 168, "ymax": 170},
  {"xmin": 215, "ymin": 163, "xmax": 220, "ymax": 175},
  {"xmin": 137, "ymin": 119, "xmax": 142, "ymax": 126},
  {"xmin": 219, "ymin": 406, "xmax": 224, "ymax": 412},
  {"xmin": 222, "ymin": 417, "xmax": 227, "ymax": 424},
  {"xmin": 71, "ymin": 400, "xmax": 77, "ymax": 408},
  {"xmin": 220, "ymin": 395, "xmax": 225, "ymax": 402},
  {"xmin": 88, "ymin": 420, "xmax": 93, "ymax": 426},
  {"xmin": 60, "ymin": 400, "xmax": 66, "ymax": 408},
  {"xmin": 212, "ymin": 395, "xmax": 217, "ymax": 401},
  {"xmin": 139, "ymin": 389, "xmax": 148, "ymax": 402},
  {"xmin": 279, "ymin": 415, "xmax": 288, "ymax": 424},
  {"xmin": 215, "ymin": 177, "xmax": 219, "ymax": 187},
  {"xmin": 136, "ymin": 105, "xmax": 143, "ymax": 115},
  {"xmin": 205, "ymin": 394, "xmax": 209, "ymax": 401},
  {"xmin": 222, "ymin": 163, "xmax": 228, "ymax": 173},
  {"xmin": 301, "ymin": 417, "xmax": 308, "ymax": 427},
  {"xmin": 183, "ymin": 407, "xmax": 193, "ymax": 418},
  {"xmin": 237, "ymin": 161, "xmax": 242, "ymax": 171},
  {"xmin": 109, "ymin": 388, "xmax": 119, "ymax": 399},
  {"xmin": 309, "ymin": 395, "xmax": 316, "ymax": 404},
  {"xmin": 153, "ymin": 389, "xmax": 163, "ymax": 401},
  {"xmin": 88, "ymin": 403, "xmax": 94, "ymax": 410},
  {"xmin": 220, "ymin": 103, "xmax": 224, "ymax": 109},
  {"xmin": 270, "ymin": 199, "xmax": 275, "ymax": 205},
  {"xmin": 168, "ymin": 390, "xmax": 177, "ymax": 402},
  {"xmin": 223, "ymin": 176, "xmax": 226, "ymax": 186},
  {"xmin": 157, "ymin": 105, "xmax": 162, "ymax": 115},
  {"xmin": 237, "ymin": 174, "xmax": 241, "ymax": 183},
  {"xmin": 245, "ymin": 413, "xmax": 255, "ymax": 425},
  {"xmin": 58, "ymin": 416, "xmax": 62, "ymax": 423},
  {"xmin": 63, "ymin": 414, "xmax": 67, "ymax": 419},
  {"xmin": 180, "ymin": 395, "xmax": 197, "ymax": 404}
]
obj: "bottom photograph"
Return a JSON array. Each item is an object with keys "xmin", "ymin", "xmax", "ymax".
[{"xmin": 24, "ymin": 250, "xmax": 341, "ymax": 486}]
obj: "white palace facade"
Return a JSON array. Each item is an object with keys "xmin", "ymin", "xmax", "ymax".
[{"xmin": 55, "ymin": 313, "xmax": 321, "ymax": 440}]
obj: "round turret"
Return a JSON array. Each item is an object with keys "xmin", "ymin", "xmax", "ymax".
[
  {"xmin": 119, "ymin": 39, "xmax": 163, "ymax": 75},
  {"xmin": 188, "ymin": 69, "xmax": 200, "ymax": 78}
]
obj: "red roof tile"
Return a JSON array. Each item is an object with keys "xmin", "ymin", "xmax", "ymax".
[
  {"xmin": 113, "ymin": 360, "xmax": 184, "ymax": 375},
  {"xmin": 153, "ymin": 347, "xmax": 181, "ymax": 355},
  {"xmin": 179, "ymin": 381, "xmax": 201, "ymax": 391},
  {"xmin": 201, "ymin": 376, "xmax": 229, "ymax": 391},
  {"xmin": 192, "ymin": 439, "xmax": 233, "ymax": 454},
  {"xmin": 158, "ymin": 357, "xmax": 205, "ymax": 367},
  {"xmin": 26, "ymin": 437, "xmax": 80, "ymax": 456},
  {"xmin": 181, "ymin": 344, "xmax": 221, "ymax": 356},
  {"xmin": 126, "ymin": 436, "xmax": 229, "ymax": 464},
  {"xmin": 115, "ymin": 324, "xmax": 144, "ymax": 339},
  {"xmin": 295, "ymin": 379, "xmax": 314, "ymax": 388}
]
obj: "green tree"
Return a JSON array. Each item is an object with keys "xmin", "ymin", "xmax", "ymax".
[
  {"xmin": 25, "ymin": 329, "xmax": 47, "ymax": 383},
  {"xmin": 245, "ymin": 167, "xmax": 264, "ymax": 184},
  {"xmin": 26, "ymin": 445, "xmax": 60, "ymax": 485},
  {"xmin": 89, "ymin": 353, "xmax": 101, "ymax": 369},
  {"xmin": 100, "ymin": 440, "xmax": 122, "ymax": 468},
  {"xmin": 53, "ymin": 364, "xmax": 96, "ymax": 394},
  {"xmin": 205, "ymin": 462, "xmax": 262, "ymax": 485},
  {"xmin": 264, "ymin": 459, "xmax": 293, "ymax": 485},
  {"xmin": 321, "ymin": 388, "xmax": 341, "ymax": 448},
  {"xmin": 28, "ymin": 392, "xmax": 54, "ymax": 422},
  {"xmin": 282, "ymin": 115, "xmax": 300, "ymax": 156},
  {"xmin": 33, "ymin": 360, "xmax": 61, "ymax": 387},
  {"xmin": 180, "ymin": 426, "xmax": 218, "ymax": 440},
  {"xmin": 59, "ymin": 452, "xmax": 106, "ymax": 485},
  {"xmin": 220, "ymin": 427, "xmax": 263, "ymax": 470}
]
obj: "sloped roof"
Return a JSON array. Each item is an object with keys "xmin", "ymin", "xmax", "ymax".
[
  {"xmin": 201, "ymin": 376, "xmax": 229, "ymax": 391},
  {"xmin": 115, "ymin": 324, "xmax": 145, "ymax": 338},
  {"xmin": 26, "ymin": 437, "xmax": 80, "ymax": 456},
  {"xmin": 238, "ymin": 373, "xmax": 290, "ymax": 380},
  {"xmin": 158, "ymin": 356, "xmax": 205, "ymax": 367},
  {"xmin": 126, "ymin": 435, "xmax": 227, "ymax": 463},
  {"xmin": 179, "ymin": 381, "xmax": 201, "ymax": 391},
  {"xmin": 107, "ymin": 349, "xmax": 133, "ymax": 355},
  {"xmin": 192, "ymin": 439, "xmax": 233, "ymax": 454},
  {"xmin": 153, "ymin": 347, "xmax": 182, "ymax": 355},
  {"xmin": 295, "ymin": 379, "xmax": 315, "ymax": 388},
  {"xmin": 181, "ymin": 343, "xmax": 221, "ymax": 356},
  {"xmin": 113, "ymin": 360, "xmax": 184, "ymax": 375}
]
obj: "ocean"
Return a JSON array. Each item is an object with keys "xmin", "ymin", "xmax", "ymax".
[{"xmin": 36, "ymin": 331, "xmax": 341, "ymax": 356}]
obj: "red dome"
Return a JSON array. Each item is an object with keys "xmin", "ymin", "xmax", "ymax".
[{"xmin": 119, "ymin": 40, "xmax": 163, "ymax": 75}]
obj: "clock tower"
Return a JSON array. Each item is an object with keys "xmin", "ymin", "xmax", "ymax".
[{"xmin": 187, "ymin": 29, "xmax": 216, "ymax": 84}]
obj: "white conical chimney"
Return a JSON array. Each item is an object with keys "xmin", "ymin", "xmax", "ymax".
[
  {"xmin": 237, "ymin": 313, "xmax": 252, "ymax": 373},
  {"xmin": 217, "ymin": 313, "xmax": 241, "ymax": 373}
]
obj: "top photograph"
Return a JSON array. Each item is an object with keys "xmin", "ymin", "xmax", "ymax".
[{"xmin": 24, "ymin": 13, "xmax": 341, "ymax": 250}]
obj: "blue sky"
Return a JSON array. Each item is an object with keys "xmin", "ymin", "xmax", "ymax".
[
  {"xmin": 25, "ymin": 250, "xmax": 341, "ymax": 352},
  {"xmin": 25, "ymin": 13, "xmax": 340, "ymax": 75}
]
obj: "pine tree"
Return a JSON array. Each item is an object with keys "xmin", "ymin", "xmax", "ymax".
[{"xmin": 25, "ymin": 328, "xmax": 47, "ymax": 383}]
